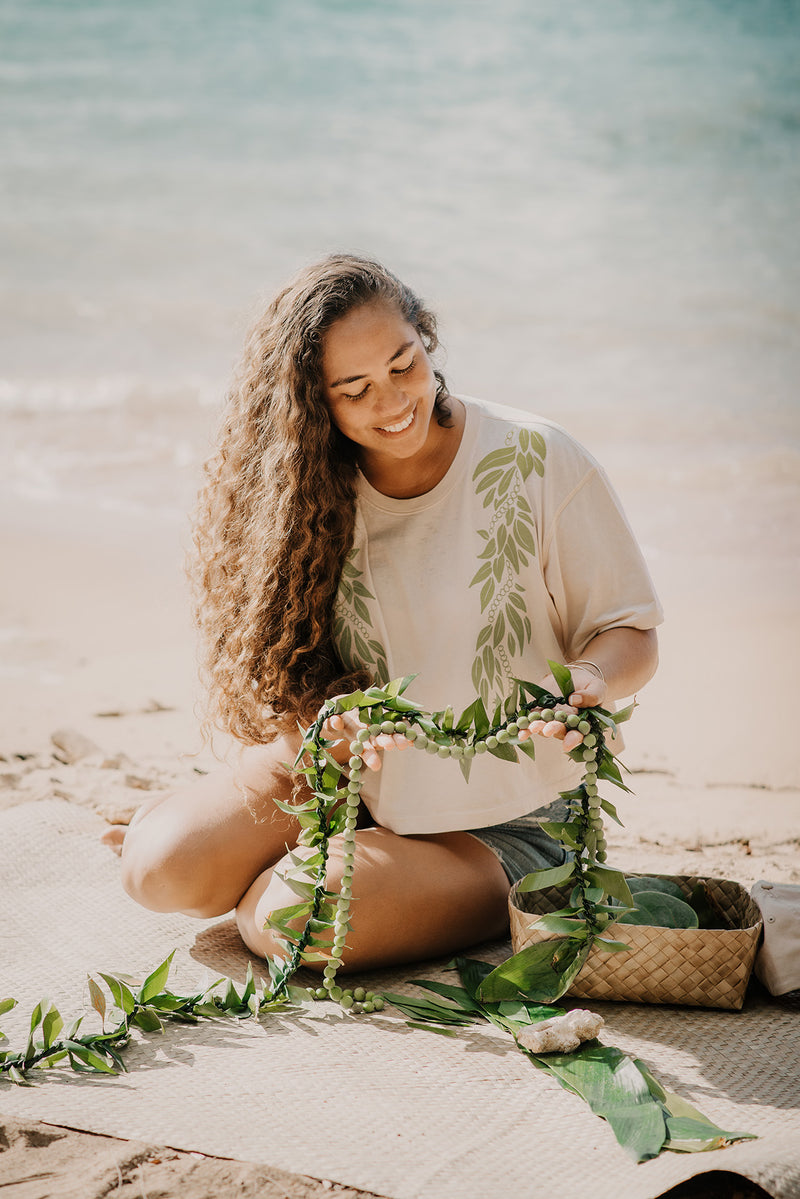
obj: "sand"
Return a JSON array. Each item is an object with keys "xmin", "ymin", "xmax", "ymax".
[{"xmin": 1, "ymin": 472, "xmax": 798, "ymax": 1197}]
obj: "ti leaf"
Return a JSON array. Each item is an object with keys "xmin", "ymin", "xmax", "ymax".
[
  {"xmin": 538, "ymin": 1044, "xmax": 667, "ymax": 1162},
  {"xmin": 477, "ymin": 938, "xmax": 588, "ymax": 1003},
  {"xmin": 547, "ymin": 660, "xmax": 574, "ymax": 699},
  {"xmin": 139, "ymin": 952, "xmax": 176, "ymax": 1004},
  {"xmin": 516, "ymin": 859, "xmax": 576, "ymax": 892}
]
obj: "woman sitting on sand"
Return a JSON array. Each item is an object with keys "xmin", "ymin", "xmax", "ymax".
[{"xmin": 120, "ymin": 254, "xmax": 662, "ymax": 971}]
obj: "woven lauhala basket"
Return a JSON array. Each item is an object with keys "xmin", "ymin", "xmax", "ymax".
[{"xmin": 509, "ymin": 873, "xmax": 763, "ymax": 1010}]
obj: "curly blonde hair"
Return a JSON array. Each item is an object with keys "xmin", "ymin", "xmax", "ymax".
[{"xmin": 192, "ymin": 253, "xmax": 450, "ymax": 744}]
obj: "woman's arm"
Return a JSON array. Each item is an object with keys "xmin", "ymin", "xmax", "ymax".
[{"xmin": 562, "ymin": 626, "xmax": 658, "ymax": 706}]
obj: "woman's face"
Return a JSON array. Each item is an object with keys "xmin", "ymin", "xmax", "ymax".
[{"xmin": 321, "ymin": 301, "xmax": 438, "ymax": 469}]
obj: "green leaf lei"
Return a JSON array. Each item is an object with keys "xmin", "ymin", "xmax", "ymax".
[{"xmin": 0, "ymin": 667, "xmax": 757, "ymax": 1161}]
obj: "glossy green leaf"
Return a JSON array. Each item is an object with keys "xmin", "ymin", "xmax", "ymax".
[
  {"xmin": 626, "ymin": 876, "xmax": 686, "ymax": 901},
  {"xmin": 587, "ymin": 866, "xmax": 634, "ymax": 906},
  {"xmin": 529, "ymin": 914, "xmax": 589, "ymax": 937},
  {"xmin": 407, "ymin": 979, "xmax": 483, "ymax": 1014},
  {"xmin": 540, "ymin": 1044, "xmax": 667, "ymax": 1162},
  {"xmin": 66, "ymin": 1042, "xmax": 117, "ymax": 1074},
  {"xmin": 139, "ymin": 952, "xmax": 176, "ymax": 1003},
  {"xmin": 516, "ymin": 859, "xmax": 576, "ymax": 892},
  {"xmin": 547, "ymin": 660, "xmax": 574, "ymax": 698},
  {"xmin": 477, "ymin": 937, "xmax": 587, "ymax": 1003},
  {"xmin": 611, "ymin": 700, "xmax": 637, "ymax": 725},
  {"xmin": 7, "ymin": 1065, "xmax": 32, "ymax": 1086},
  {"xmin": 617, "ymin": 891, "xmax": 698, "ymax": 929},
  {"xmin": 487, "ymin": 740, "xmax": 518, "ymax": 763},
  {"xmin": 132, "ymin": 1008, "xmax": 163, "ymax": 1032},
  {"xmin": 98, "ymin": 974, "xmax": 136, "ymax": 1016},
  {"xmin": 41, "ymin": 1005, "xmax": 63, "ymax": 1050}
]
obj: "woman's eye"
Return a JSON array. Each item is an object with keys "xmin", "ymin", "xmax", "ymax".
[
  {"xmin": 393, "ymin": 358, "xmax": 416, "ymax": 376},
  {"xmin": 344, "ymin": 384, "xmax": 370, "ymax": 402}
]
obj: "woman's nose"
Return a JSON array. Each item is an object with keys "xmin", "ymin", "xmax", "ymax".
[{"xmin": 375, "ymin": 378, "xmax": 407, "ymax": 411}]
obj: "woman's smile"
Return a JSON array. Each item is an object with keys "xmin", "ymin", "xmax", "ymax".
[{"xmin": 377, "ymin": 406, "xmax": 416, "ymax": 435}]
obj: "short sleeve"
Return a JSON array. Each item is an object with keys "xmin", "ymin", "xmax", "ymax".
[{"xmin": 541, "ymin": 458, "xmax": 663, "ymax": 662}]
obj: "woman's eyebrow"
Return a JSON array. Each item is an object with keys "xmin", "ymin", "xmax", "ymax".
[{"xmin": 329, "ymin": 340, "xmax": 415, "ymax": 389}]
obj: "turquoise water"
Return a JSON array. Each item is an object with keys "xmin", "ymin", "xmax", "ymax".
[{"xmin": 1, "ymin": 0, "xmax": 798, "ymax": 530}]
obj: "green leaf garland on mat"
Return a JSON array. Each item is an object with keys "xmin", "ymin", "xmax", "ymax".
[{"xmin": 0, "ymin": 667, "xmax": 757, "ymax": 1161}]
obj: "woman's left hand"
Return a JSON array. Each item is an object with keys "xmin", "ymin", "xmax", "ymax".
[
  {"xmin": 325, "ymin": 710, "xmax": 412, "ymax": 772},
  {"xmin": 518, "ymin": 665, "xmax": 608, "ymax": 753}
]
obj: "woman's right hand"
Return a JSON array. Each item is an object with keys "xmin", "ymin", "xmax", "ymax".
[{"xmin": 324, "ymin": 710, "xmax": 411, "ymax": 772}]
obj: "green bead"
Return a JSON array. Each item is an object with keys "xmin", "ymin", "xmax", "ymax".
[
  {"xmin": 404, "ymin": 726, "xmax": 418, "ymax": 740},
  {"xmin": 347, "ymin": 780, "xmax": 361, "ymax": 794},
  {"xmin": 583, "ymin": 749, "xmax": 597, "ymax": 762},
  {"xmin": 356, "ymin": 728, "xmax": 371, "ymax": 744},
  {"xmin": 329, "ymin": 987, "xmax": 342, "ymax": 1002},
  {"xmin": 349, "ymin": 741, "xmax": 362, "ymax": 756},
  {"xmin": 566, "ymin": 714, "xmax": 581, "ymax": 729},
  {"xmin": 496, "ymin": 729, "xmax": 509, "ymax": 743},
  {"xmin": 415, "ymin": 733, "xmax": 428, "ymax": 748},
  {"xmin": 425, "ymin": 740, "xmax": 439, "ymax": 754},
  {"xmin": 331, "ymin": 944, "xmax": 343, "ymax": 959},
  {"xmin": 393, "ymin": 721, "xmax": 408, "ymax": 734},
  {"xmin": 555, "ymin": 711, "xmax": 568, "ymax": 723},
  {"xmin": 583, "ymin": 733, "xmax": 597, "ymax": 747},
  {"xmin": 368, "ymin": 723, "xmax": 382, "ymax": 736},
  {"xmin": 475, "ymin": 741, "xmax": 488, "ymax": 754},
  {"xmin": 348, "ymin": 756, "xmax": 362, "ymax": 770},
  {"xmin": 314, "ymin": 987, "xmax": 327, "ymax": 1000},
  {"xmin": 517, "ymin": 715, "xmax": 530, "ymax": 729},
  {"xmin": 450, "ymin": 745, "xmax": 463, "ymax": 758},
  {"xmin": 339, "ymin": 993, "xmax": 353, "ymax": 1009},
  {"xmin": 540, "ymin": 708, "xmax": 555, "ymax": 722},
  {"xmin": 485, "ymin": 735, "xmax": 498, "ymax": 749},
  {"xmin": 353, "ymin": 987, "xmax": 366, "ymax": 1002},
  {"xmin": 362, "ymin": 1001, "xmax": 375, "ymax": 1013},
  {"xmin": 351, "ymin": 1002, "xmax": 363, "ymax": 1014},
  {"xmin": 381, "ymin": 720, "xmax": 395, "ymax": 735},
  {"xmin": 464, "ymin": 744, "xmax": 475, "ymax": 758},
  {"xmin": 437, "ymin": 745, "xmax": 451, "ymax": 758},
  {"xmin": 507, "ymin": 722, "xmax": 519, "ymax": 736},
  {"xmin": 578, "ymin": 720, "xmax": 591, "ymax": 735}
]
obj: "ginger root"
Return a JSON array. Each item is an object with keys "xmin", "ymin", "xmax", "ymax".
[{"xmin": 517, "ymin": 1008, "xmax": 604, "ymax": 1055}]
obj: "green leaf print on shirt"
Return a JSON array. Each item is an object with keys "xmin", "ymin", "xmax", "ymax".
[
  {"xmin": 469, "ymin": 428, "xmax": 546, "ymax": 704},
  {"xmin": 334, "ymin": 550, "xmax": 390, "ymax": 684}
]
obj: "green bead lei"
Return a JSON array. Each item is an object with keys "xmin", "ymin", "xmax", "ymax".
[{"xmin": 267, "ymin": 661, "xmax": 636, "ymax": 1011}]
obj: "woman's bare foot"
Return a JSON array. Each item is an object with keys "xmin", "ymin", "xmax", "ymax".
[{"xmin": 100, "ymin": 825, "xmax": 127, "ymax": 855}]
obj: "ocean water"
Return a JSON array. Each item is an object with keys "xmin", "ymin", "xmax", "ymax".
[{"xmin": 1, "ymin": 0, "xmax": 798, "ymax": 553}]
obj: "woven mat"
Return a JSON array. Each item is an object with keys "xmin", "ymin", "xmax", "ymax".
[{"xmin": 2, "ymin": 800, "xmax": 798, "ymax": 1199}]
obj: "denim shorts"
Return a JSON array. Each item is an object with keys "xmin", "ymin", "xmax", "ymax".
[{"xmin": 466, "ymin": 799, "xmax": 569, "ymax": 885}]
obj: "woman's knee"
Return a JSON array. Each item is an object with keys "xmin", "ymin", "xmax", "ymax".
[
  {"xmin": 235, "ymin": 845, "xmax": 321, "ymax": 960},
  {"xmin": 120, "ymin": 801, "xmax": 206, "ymax": 914}
]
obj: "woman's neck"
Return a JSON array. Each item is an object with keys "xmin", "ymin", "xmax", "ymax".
[{"xmin": 360, "ymin": 398, "xmax": 466, "ymax": 498}]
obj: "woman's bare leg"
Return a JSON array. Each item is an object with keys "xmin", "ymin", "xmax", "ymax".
[
  {"xmin": 120, "ymin": 735, "xmax": 306, "ymax": 918},
  {"xmin": 235, "ymin": 827, "xmax": 511, "ymax": 971}
]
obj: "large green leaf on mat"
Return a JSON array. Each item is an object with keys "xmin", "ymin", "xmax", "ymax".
[
  {"xmin": 476, "ymin": 937, "xmax": 589, "ymax": 1003},
  {"xmin": 398, "ymin": 958, "xmax": 759, "ymax": 1164}
]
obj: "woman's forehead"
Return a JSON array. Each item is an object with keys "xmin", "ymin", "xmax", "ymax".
[{"xmin": 322, "ymin": 302, "xmax": 417, "ymax": 375}]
